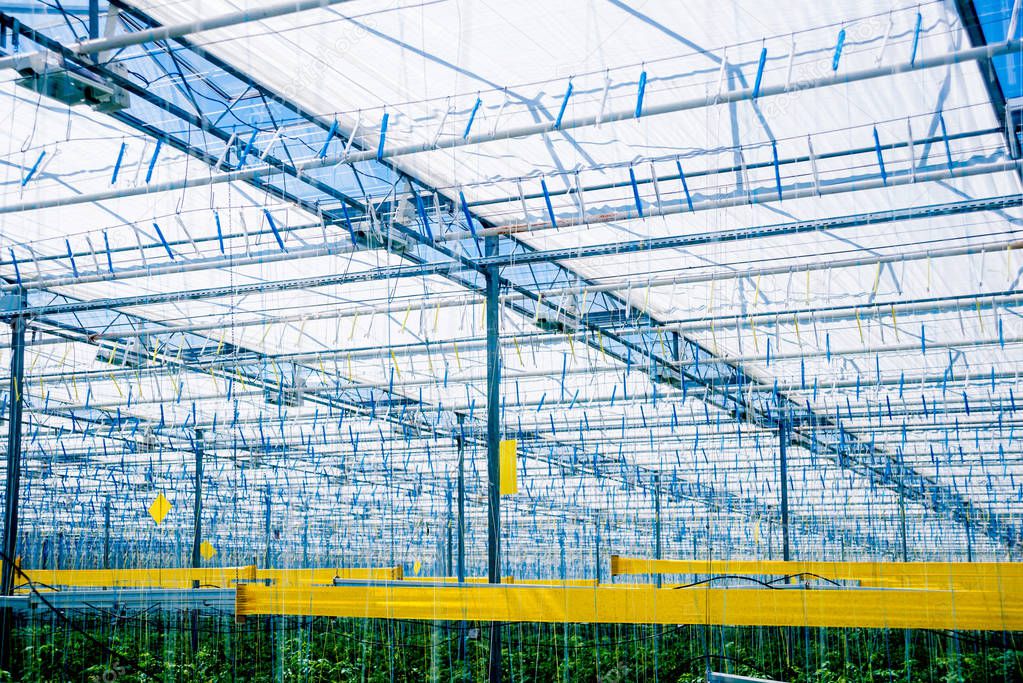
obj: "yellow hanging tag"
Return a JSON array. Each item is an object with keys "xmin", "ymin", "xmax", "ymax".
[
  {"xmin": 148, "ymin": 493, "xmax": 172, "ymax": 525},
  {"xmin": 401, "ymin": 303, "xmax": 412, "ymax": 333},
  {"xmin": 200, "ymin": 541, "xmax": 217, "ymax": 560},
  {"xmin": 109, "ymin": 373, "xmax": 123, "ymax": 398},
  {"xmin": 500, "ymin": 439, "xmax": 518, "ymax": 495}
]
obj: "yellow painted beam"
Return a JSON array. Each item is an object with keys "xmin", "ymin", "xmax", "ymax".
[
  {"xmin": 234, "ymin": 583, "xmax": 1023, "ymax": 631},
  {"xmin": 257, "ymin": 566, "xmax": 403, "ymax": 585},
  {"xmin": 12, "ymin": 565, "xmax": 257, "ymax": 590},
  {"xmin": 418, "ymin": 577, "xmax": 599, "ymax": 587},
  {"xmin": 610, "ymin": 556, "xmax": 1023, "ymax": 592},
  {"xmin": 7, "ymin": 565, "xmax": 402, "ymax": 589}
]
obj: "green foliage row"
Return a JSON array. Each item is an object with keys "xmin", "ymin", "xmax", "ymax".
[{"xmin": 4, "ymin": 613, "xmax": 1022, "ymax": 682}]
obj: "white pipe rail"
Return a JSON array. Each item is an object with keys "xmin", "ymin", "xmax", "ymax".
[
  {"xmin": 87, "ymin": 235, "xmax": 1023, "ymax": 341},
  {"xmin": 450, "ymin": 159, "xmax": 1023, "ymax": 241},
  {"xmin": 4, "ymin": 156, "xmax": 1018, "ymax": 295},
  {"xmin": 1, "ymin": 38, "xmax": 1019, "ymax": 216},
  {"xmin": 0, "ymin": 0, "xmax": 354, "ymax": 69}
]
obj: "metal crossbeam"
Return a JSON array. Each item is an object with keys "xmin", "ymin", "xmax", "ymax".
[{"xmin": 1, "ymin": 1, "xmax": 1017, "ymax": 558}]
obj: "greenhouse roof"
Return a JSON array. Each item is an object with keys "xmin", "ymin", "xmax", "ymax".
[{"xmin": 0, "ymin": 0, "xmax": 1021, "ymax": 575}]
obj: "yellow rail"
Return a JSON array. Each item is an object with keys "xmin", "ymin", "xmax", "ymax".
[
  {"xmin": 14, "ymin": 565, "xmax": 257, "ymax": 589},
  {"xmin": 234, "ymin": 583, "xmax": 1023, "ymax": 630},
  {"xmin": 610, "ymin": 556, "xmax": 1023, "ymax": 591},
  {"xmin": 417, "ymin": 577, "xmax": 599, "ymax": 587},
  {"xmin": 257, "ymin": 566, "xmax": 403, "ymax": 584},
  {"xmin": 7, "ymin": 565, "xmax": 403, "ymax": 589}
]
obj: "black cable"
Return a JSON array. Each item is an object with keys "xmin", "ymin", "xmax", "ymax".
[
  {"xmin": 0, "ymin": 550, "xmax": 164, "ymax": 681},
  {"xmin": 672, "ymin": 574, "xmax": 780, "ymax": 590},
  {"xmin": 766, "ymin": 572, "xmax": 843, "ymax": 587},
  {"xmin": 670, "ymin": 572, "xmax": 844, "ymax": 589}
]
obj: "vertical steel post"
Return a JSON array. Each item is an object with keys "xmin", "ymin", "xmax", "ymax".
[
  {"xmin": 264, "ymin": 484, "xmax": 272, "ymax": 569},
  {"xmin": 484, "ymin": 234, "xmax": 502, "ymax": 683},
  {"xmin": 779, "ymin": 418, "xmax": 790, "ymax": 561},
  {"xmin": 88, "ymin": 0, "xmax": 99, "ymax": 40},
  {"xmin": 446, "ymin": 481, "xmax": 453, "ymax": 576},
  {"xmin": 900, "ymin": 477, "xmax": 911, "ymax": 683},
  {"xmin": 897, "ymin": 444, "xmax": 909, "ymax": 563},
  {"xmin": 302, "ymin": 516, "xmax": 309, "ymax": 567},
  {"xmin": 966, "ymin": 505, "xmax": 974, "ymax": 563},
  {"xmin": 191, "ymin": 429, "xmax": 204, "ymax": 570},
  {"xmin": 456, "ymin": 417, "xmax": 465, "ymax": 584},
  {"xmin": 0, "ymin": 288, "xmax": 27, "ymax": 675},
  {"xmin": 899, "ymin": 495, "xmax": 909, "ymax": 562},
  {"xmin": 103, "ymin": 497, "xmax": 111, "ymax": 570},
  {"xmin": 653, "ymin": 472, "xmax": 662, "ymax": 681},
  {"xmin": 455, "ymin": 416, "xmax": 467, "ymax": 661},
  {"xmin": 653, "ymin": 473, "xmax": 662, "ymax": 586},
  {"xmin": 190, "ymin": 429, "xmax": 204, "ymax": 653}
]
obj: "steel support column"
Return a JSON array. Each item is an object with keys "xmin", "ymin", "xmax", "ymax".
[
  {"xmin": 0, "ymin": 287, "xmax": 27, "ymax": 675},
  {"xmin": 779, "ymin": 419, "xmax": 790, "ymax": 562},
  {"xmin": 191, "ymin": 429, "xmax": 204, "ymax": 571},
  {"xmin": 485, "ymin": 234, "xmax": 502, "ymax": 683},
  {"xmin": 456, "ymin": 416, "xmax": 466, "ymax": 585},
  {"xmin": 103, "ymin": 497, "xmax": 110, "ymax": 570},
  {"xmin": 264, "ymin": 485, "xmax": 272, "ymax": 569},
  {"xmin": 653, "ymin": 472, "xmax": 662, "ymax": 679},
  {"xmin": 190, "ymin": 428, "xmax": 203, "ymax": 653},
  {"xmin": 446, "ymin": 481, "xmax": 453, "ymax": 577}
]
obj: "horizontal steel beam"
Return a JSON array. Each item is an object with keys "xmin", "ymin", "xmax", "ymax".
[
  {"xmin": 1, "ymin": 38, "xmax": 1019, "ymax": 216},
  {"xmin": 234, "ymin": 582, "xmax": 1023, "ymax": 629}
]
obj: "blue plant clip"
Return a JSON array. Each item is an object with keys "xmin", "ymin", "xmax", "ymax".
[
  {"xmin": 463, "ymin": 97, "xmax": 482, "ymax": 139},
  {"xmin": 319, "ymin": 119, "xmax": 339, "ymax": 158},
  {"xmin": 111, "ymin": 142, "xmax": 126, "ymax": 185},
  {"xmin": 628, "ymin": 166, "xmax": 644, "ymax": 217},
  {"xmin": 675, "ymin": 159, "xmax": 695, "ymax": 211},
  {"xmin": 152, "ymin": 222, "xmax": 175, "ymax": 260},
  {"xmin": 555, "ymin": 81, "xmax": 573, "ymax": 130},
  {"xmin": 635, "ymin": 69, "xmax": 647, "ymax": 118},
  {"xmin": 540, "ymin": 178, "xmax": 557, "ymax": 228},
  {"xmin": 872, "ymin": 127, "xmax": 887, "ymax": 186},
  {"xmin": 752, "ymin": 47, "xmax": 767, "ymax": 98},
  {"xmin": 832, "ymin": 28, "xmax": 846, "ymax": 71},
  {"xmin": 263, "ymin": 209, "xmax": 287, "ymax": 252},
  {"xmin": 910, "ymin": 12, "xmax": 922, "ymax": 67},
  {"xmin": 21, "ymin": 150, "xmax": 45, "ymax": 186},
  {"xmin": 376, "ymin": 112, "xmax": 389, "ymax": 161},
  {"xmin": 145, "ymin": 139, "xmax": 162, "ymax": 184}
]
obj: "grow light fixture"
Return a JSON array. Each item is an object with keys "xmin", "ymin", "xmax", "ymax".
[{"xmin": 8, "ymin": 51, "xmax": 129, "ymax": 113}]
